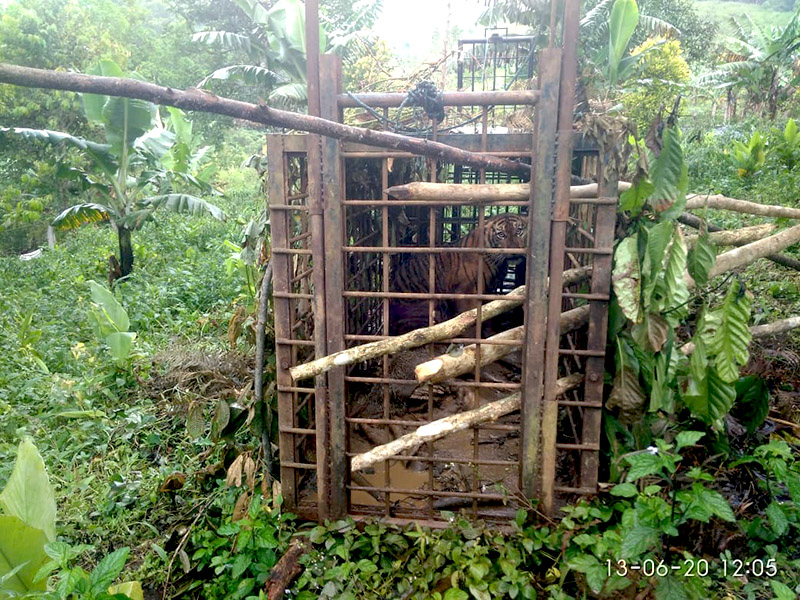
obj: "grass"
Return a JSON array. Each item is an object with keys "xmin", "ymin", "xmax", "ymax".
[{"xmin": 0, "ymin": 165, "xmax": 263, "ymax": 586}]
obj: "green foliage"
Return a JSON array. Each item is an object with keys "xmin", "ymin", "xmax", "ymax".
[
  {"xmin": 621, "ymin": 37, "xmax": 690, "ymax": 132},
  {"xmin": 87, "ymin": 281, "xmax": 136, "ymax": 367},
  {"xmin": 728, "ymin": 131, "xmax": 767, "ymax": 178},
  {"xmin": 186, "ymin": 491, "xmax": 295, "ymax": 599},
  {"xmin": 0, "ymin": 440, "xmax": 55, "ymax": 597}
]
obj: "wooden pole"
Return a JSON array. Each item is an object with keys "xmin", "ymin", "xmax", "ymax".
[
  {"xmin": 350, "ymin": 373, "xmax": 584, "ymax": 473},
  {"xmin": 288, "ymin": 266, "xmax": 592, "ymax": 381},
  {"xmin": 414, "ymin": 305, "xmax": 591, "ymax": 383},
  {"xmin": 386, "ymin": 181, "xmax": 632, "ymax": 201},
  {"xmin": 686, "ymin": 193, "xmax": 800, "ymax": 219},
  {"xmin": 0, "ymin": 62, "xmax": 533, "ymax": 177}
]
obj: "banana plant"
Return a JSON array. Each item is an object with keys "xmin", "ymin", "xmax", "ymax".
[
  {"xmin": 193, "ymin": 0, "xmax": 329, "ymax": 105},
  {"xmin": 580, "ymin": 0, "xmax": 677, "ymax": 93},
  {"xmin": 0, "ymin": 60, "xmax": 225, "ymax": 277}
]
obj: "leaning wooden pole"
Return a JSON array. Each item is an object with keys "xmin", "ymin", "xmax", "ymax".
[
  {"xmin": 685, "ymin": 194, "xmax": 800, "ymax": 219},
  {"xmin": 0, "ymin": 62, "xmax": 532, "ymax": 177},
  {"xmin": 414, "ymin": 305, "xmax": 591, "ymax": 383},
  {"xmin": 289, "ymin": 266, "xmax": 592, "ymax": 382},
  {"xmin": 350, "ymin": 373, "xmax": 584, "ymax": 473}
]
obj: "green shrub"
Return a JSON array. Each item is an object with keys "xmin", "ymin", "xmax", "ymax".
[{"xmin": 622, "ymin": 37, "xmax": 690, "ymax": 133}]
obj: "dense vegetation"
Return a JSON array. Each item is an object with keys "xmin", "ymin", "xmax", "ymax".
[{"xmin": 2, "ymin": 0, "xmax": 800, "ymax": 599}]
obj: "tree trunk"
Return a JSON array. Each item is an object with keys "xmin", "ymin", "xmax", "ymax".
[
  {"xmin": 118, "ymin": 226, "xmax": 134, "ymax": 276},
  {"xmin": 685, "ymin": 194, "xmax": 800, "ymax": 219}
]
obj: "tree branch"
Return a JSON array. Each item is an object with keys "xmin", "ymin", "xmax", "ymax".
[{"xmin": 0, "ymin": 62, "xmax": 531, "ymax": 177}]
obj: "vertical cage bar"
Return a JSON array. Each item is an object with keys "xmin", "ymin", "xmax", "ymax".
[
  {"xmin": 540, "ymin": 0, "xmax": 581, "ymax": 516},
  {"xmin": 305, "ymin": 0, "xmax": 331, "ymax": 519},
  {"xmin": 580, "ymin": 149, "xmax": 617, "ymax": 489},
  {"xmin": 320, "ymin": 53, "xmax": 348, "ymax": 517},
  {"xmin": 520, "ymin": 48, "xmax": 562, "ymax": 499},
  {"xmin": 269, "ymin": 135, "xmax": 301, "ymax": 510}
]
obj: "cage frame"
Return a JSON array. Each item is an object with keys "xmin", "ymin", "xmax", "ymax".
[{"xmin": 270, "ymin": 0, "xmax": 618, "ymax": 523}]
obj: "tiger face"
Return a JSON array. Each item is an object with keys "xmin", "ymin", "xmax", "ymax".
[{"xmin": 485, "ymin": 214, "xmax": 528, "ymax": 249}]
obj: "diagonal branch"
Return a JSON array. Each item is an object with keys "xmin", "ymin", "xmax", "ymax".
[{"xmin": 0, "ymin": 62, "xmax": 532, "ymax": 177}]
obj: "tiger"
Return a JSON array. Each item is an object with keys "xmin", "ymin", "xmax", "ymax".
[{"xmin": 388, "ymin": 213, "xmax": 528, "ymax": 335}]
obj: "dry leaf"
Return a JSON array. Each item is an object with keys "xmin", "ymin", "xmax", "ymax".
[
  {"xmin": 232, "ymin": 490, "xmax": 250, "ymax": 522},
  {"xmin": 226, "ymin": 454, "xmax": 244, "ymax": 488}
]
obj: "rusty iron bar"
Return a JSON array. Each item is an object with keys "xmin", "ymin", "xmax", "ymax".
[
  {"xmin": 338, "ymin": 90, "xmax": 540, "ymax": 108},
  {"xmin": 305, "ymin": 0, "xmax": 334, "ymax": 521},
  {"xmin": 342, "ymin": 246, "xmax": 528, "ymax": 254},
  {"xmin": 580, "ymin": 148, "xmax": 618, "ymax": 492},
  {"xmin": 540, "ymin": 0, "xmax": 580, "ymax": 516},
  {"xmin": 348, "ymin": 486, "xmax": 508, "ymax": 501},
  {"xmin": 319, "ymin": 53, "xmax": 348, "ymax": 519},
  {"xmin": 520, "ymin": 48, "xmax": 562, "ymax": 500},
  {"xmin": 345, "ymin": 453, "xmax": 519, "ymax": 467},
  {"xmin": 269, "ymin": 136, "xmax": 301, "ymax": 510}
]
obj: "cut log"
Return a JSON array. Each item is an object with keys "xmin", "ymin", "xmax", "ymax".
[
  {"xmin": 288, "ymin": 265, "xmax": 592, "ymax": 381},
  {"xmin": 680, "ymin": 213, "xmax": 800, "ymax": 271},
  {"xmin": 386, "ymin": 181, "xmax": 632, "ymax": 202},
  {"xmin": 707, "ymin": 223, "xmax": 800, "ymax": 280},
  {"xmin": 350, "ymin": 373, "xmax": 584, "ymax": 472},
  {"xmin": 266, "ymin": 538, "xmax": 308, "ymax": 600},
  {"xmin": 415, "ymin": 305, "xmax": 590, "ymax": 383},
  {"xmin": 679, "ymin": 316, "xmax": 800, "ymax": 355},
  {"xmin": 685, "ymin": 224, "xmax": 776, "ymax": 247},
  {"xmin": 686, "ymin": 194, "xmax": 800, "ymax": 220}
]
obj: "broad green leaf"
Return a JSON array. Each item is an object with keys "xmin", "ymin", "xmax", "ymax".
[
  {"xmin": 686, "ymin": 484, "xmax": 735, "ymax": 523},
  {"xmin": 766, "ymin": 502, "xmax": 789, "ymax": 536},
  {"xmin": 141, "ymin": 194, "xmax": 226, "ymax": 221},
  {"xmin": 269, "ymin": 82, "xmax": 309, "ymax": 104},
  {"xmin": 663, "ymin": 229, "xmax": 689, "ymax": 313},
  {"xmin": 235, "ymin": 0, "xmax": 272, "ymax": 25},
  {"xmin": 610, "ymin": 483, "xmax": 638, "ymax": 497},
  {"xmin": 0, "ymin": 515, "xmax": 49, "ymax": 596},
  {"xmin": 624, "ymin": 452, "xmax": 663, "ymax": 482},
  {"xmin": 108, "ymin": 581, "xmax": 143, "ymax": 600},
  {"xmin": 83, "ymin": 59, "xmax": 125, "ymax": 123},
  {"xmin": 105, "ymin": 332, "xmax": 136, "ymax": 366},
  {"xmin": 682, "ymin": 367, "xmax": 736, "ymax": 424},
  {"xmin": 102, "ymin": 95, "xmax": 156, "ymax": 157},
  {"xmin": 649, "ymin": 127, "xmax": 688, "ymax": 216},
  {"xmin": 612, "ymin": 235, "xmax": 642, "ymax": 323},
  {"xmin": 619, "ymin": 524, "xmax": 658, "ymax": 559},
  {"xmin": 443, "ymin": 589, "xmax": 469, "ymax": 600},
  {"xmin": 771, "ymin": 581, "xmax": 796, "ymax": 600},
  {"xmin": 89, "ymin": 281, "xmax": 130, "ymax": 333},
  {"xmin": 705, "ymin": 279, "xmax": 752, "ymax": 383},
  {"xmin": 618, "ymin": 178, "xmax": 653, "ymax": 215},
  {"xmin": 186, "ymin": 402, "xmax": 205, "ymax": 439},
  {"xmin": 88, "ymin": 547, "xmax": 129, "ymax": 595},
  {"xmin": 0, "ymin": 127, "xmax": 117, "ymax": 176},
  {"xmin": 785, "ymin": 118, "xmax": 797, "ymax": 143},
  {"xmin": 675, "ymin": 431, "xmax": 705, "ymax": 451},
  {"xmin": 687, "ymin": 233, "xmax": 716, "ymax": 288},
  {"xmin": 134, "ymin": 128, "xmax": 175, "ymax": 159},
  {"xmin": 0, "ymin": 439, "xmax": 56, "ymax": 542},
  {"xmin": 642, "ymin": 221, "xmax": 673, "ymax": 306},
  {"xmin": 198, "ymin": 65, "xmax": 284, "ymax": 89},
  {"xmin": 733, "ymin": 376, "xmax": 770, "ymax": 434},
  {"xmin": 52, "ymin": 204, "xmax": 112, "ymax": 230},
  {"xmin": 607, "ymin": 0, "xmax": 639, "ymax": 82}
]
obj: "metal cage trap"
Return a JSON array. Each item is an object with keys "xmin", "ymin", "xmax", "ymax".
[{"xmin": 269, "ymin": 0, "xmax": 618, "ymax": 524}]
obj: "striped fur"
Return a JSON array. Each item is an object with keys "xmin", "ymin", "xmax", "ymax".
[{"xmin": 388, "ymin": 214, "xmax": 528, "ymax": 334}]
